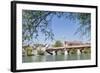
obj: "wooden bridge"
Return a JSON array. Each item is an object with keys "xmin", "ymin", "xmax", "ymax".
[{"xmin": 46, "ymin": 45, "xmax": 91, "ymax": 55}]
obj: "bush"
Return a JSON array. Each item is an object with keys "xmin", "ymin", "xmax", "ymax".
[
  {"xmin": 53, "ymin": 40, "xmax": 63, "ymax": 47},
  {"xmin": 37, "ymin": 50, "xmax": 45, "ymax": 55}
]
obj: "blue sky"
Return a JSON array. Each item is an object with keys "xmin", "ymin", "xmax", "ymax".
[
  {"xmin": 52, "ymin": 15, "xmax": 79, "ymax": 41},
  {"xmin": 22, "ymin": 11, "xmax": 91, "ymax": 45},
  {"xmin": 33, "ymin": 13, "xmax": 90, "ymax": 44}
]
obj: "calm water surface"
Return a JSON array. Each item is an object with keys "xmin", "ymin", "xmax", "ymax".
[{"xmin": 22, "ymin": 53, "xmax": 91, "ymax": 63}]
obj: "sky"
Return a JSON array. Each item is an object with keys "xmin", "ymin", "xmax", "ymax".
[
  {"xmin": 23, "ymin": 11, "xmax": 91, "ymax": 45},
  {"xmin": 32, "ymin": 13, "xmax": 90, "ymax": 44},
  {"xmin": 52, "ymin": 15, "xmax": 80, "ymax": 42}
]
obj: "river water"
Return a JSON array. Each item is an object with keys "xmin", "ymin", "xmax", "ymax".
[{"xmin": 22, "ymin": 53, "xmax": 91, "ymax": 63}]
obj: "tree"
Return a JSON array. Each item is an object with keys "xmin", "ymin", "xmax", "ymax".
[
  {"xmin": 75, "ymin": 13, "xmax": 91, "ymax": 40},
  {"xmin": 22, "ymin": 10, "xmax": 55, "ymax": 45},
  {"xmin": 22, "ymin": 10, "xmax": 91, "ymax": 45},
  {"xmin": 53, "ymin": 40, "xmax": 63, "ymax": 47}
]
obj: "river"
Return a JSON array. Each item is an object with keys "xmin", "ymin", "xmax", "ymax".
[{"xmin": 22, "ymin": 53, "xmax": 91, "ymax": 63}]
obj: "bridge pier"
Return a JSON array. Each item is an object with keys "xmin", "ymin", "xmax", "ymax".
[
  {"xmin": 77, "ymin": 48, "xmax": 85, "ymax": 54},
  {"xmin": 52, "ymin": 51, "xmax": 56, "ymax": 55},
  {"xmin": 55, "ymin": 51, "xmax": 58, "ymax": 55},
  {"xmin": 77, "ymin": 49, "xmax": 81, "ymax": 55},
  {"xmin": 64, "ymin": 50, "xmax": 68, "ymax": 55}
]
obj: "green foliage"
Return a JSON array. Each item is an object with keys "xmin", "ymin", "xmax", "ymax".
[
  {"xmin": 37, "ymin": 50, "xmax": 45, "ymax": 55},
  {"xmin": 26, "ymin": 46, "xmax": 33, "ymax": 56},
  {"xmin": 53, "ymin": 40, "xmax": 63, "ymax": 47},
  {"xmin": 69, "ymin": 49, "xmax": 77, "ymax": 54},
  {"xmin": 83, "ymin": 48, "xmax": 91, "ymax": 54},
  {"xmin": 22, "ymin": 10, "xmax": 55, "ymax": 45},
  {"xmin": 75, "ymin": 13, "xmax": 91, "ymax": 40}
]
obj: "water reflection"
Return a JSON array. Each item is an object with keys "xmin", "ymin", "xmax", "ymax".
[{"xmin": 22, "ymin": 53, "xmax": 91, "ymax": 63}]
